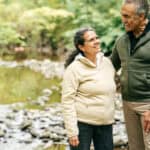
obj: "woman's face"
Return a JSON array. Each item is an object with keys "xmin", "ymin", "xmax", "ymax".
[{"xmin": 79, "ymin": 30, "xmax": 100, "ymax": 57}]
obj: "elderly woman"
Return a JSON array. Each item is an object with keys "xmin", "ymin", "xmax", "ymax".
[{"xmin": 61, "ymin": 27, "xmax": 116, "ymax": 150}]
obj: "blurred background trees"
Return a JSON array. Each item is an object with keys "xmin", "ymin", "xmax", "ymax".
[{"xmin": 0, "ymin": 0, "xmax": 124, "ymax": 60}]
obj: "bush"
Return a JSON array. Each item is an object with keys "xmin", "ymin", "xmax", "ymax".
[
  {"xmin": 0, "ymin": 23, "xmax": 25, "ymax": 56},
  {"xmin": 17, "ymin": 7, "xmax": 74, "ymax": 57}
]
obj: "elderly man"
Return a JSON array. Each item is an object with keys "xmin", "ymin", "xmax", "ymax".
[{"xmin": 111, "ymin": 0, "xmax": 150, "ymax": 150}]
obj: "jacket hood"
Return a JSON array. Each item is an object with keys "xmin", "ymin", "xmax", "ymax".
[
  {"xmin": 124, "ymin": 30, "xmax": 150, "ymax": 51},
  {"xmin": 75, "ymin": 52, "xmax": 104, "ymax": 68}
]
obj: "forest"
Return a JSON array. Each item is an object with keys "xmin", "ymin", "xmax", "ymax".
[{"xmin": 0, "ymin": 0, "xmax": 123, "ymax": 60}]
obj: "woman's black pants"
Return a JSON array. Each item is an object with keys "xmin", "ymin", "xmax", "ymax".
[{"xmin": 70, "ymin": 122, "xmax": 113, "ymax": 150}]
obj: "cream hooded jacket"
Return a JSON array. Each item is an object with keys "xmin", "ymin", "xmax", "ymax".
[{"xmin": 61, "ymin": 52, "xmax": 116, "ymax": 138}]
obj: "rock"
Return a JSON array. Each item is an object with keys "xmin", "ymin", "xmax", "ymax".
[
  {"xmin": 0, "ymin": 128, "xmax": 5, "ymax": 137},
  {"xmin": 42, "ymin": 89, "xmax": 52, "ymax": 97},
  {"xmin": 20, "ymin": 120, "xmax": 32, "ymax": 131}
]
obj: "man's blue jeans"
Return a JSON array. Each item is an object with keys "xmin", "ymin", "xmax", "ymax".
[{"xmin": 70, "ymin": 121, "xmax": 113, "ymax": 150}]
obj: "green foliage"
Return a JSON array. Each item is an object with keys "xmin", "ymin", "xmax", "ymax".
[
  {"xmin": 0, "ymin": 0, "xmax": 124, "ymax": 58},
  {"xmin": 17, "ymin": 7, "xmax": 74, "ymax": 56},
  {"xmin": 63, "ymin": 0, "xmax": 123, "ymax": 55},
  {"xmin": 99, "ymin": 9, "xmax": 124, "ymax": 54},
  {"xmin": 0, "ymin": 3, "xmax": 24, "ymax": 22},
  {"xmin": 0, "ymin": 23, "xmax": 25, "ymax": 56}
]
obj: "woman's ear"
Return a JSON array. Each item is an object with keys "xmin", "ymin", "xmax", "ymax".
[{"xmin": 78, "ymin": 45, "xmax": 84, "ymax": 52}]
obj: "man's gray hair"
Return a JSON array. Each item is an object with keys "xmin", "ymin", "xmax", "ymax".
[{"xmin": 123, "ymin": 0, "xmax": 149, "ymax": 18}]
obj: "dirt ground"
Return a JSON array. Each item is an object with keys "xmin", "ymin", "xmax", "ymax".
[
  {"xmin": 114, "ymin": 148, "xmax": 128, "ymax": 150},
  {"xmin": 114, "ymin": 146, "xmax": 128, "ymax": 150},
  {"xmin": 91, "ymin": 145, "xmax": 129, "ymax": 150}
]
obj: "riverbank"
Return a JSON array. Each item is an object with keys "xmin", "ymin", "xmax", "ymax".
[{"xmin": 0, "ymin": 60, "xmax": 128, "ymax": 150}]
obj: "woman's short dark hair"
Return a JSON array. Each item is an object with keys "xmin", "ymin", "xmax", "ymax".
[{"xmin": 65, "ymin": 27, "xmax": 94, "ymax": 68}]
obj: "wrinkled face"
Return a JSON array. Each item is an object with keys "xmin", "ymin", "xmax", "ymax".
[
  {"xmin": 79, "ymin": 30, "xmax": 100, "ymax": 56},
  {"xmin": 121, "ymin": 3, "xmax": 143, "ymax": 32}
]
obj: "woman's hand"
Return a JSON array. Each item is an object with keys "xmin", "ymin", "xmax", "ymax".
[
  {"xmin": 69, "ymin": 136, "xmax": 79, "ymax": 147},
  {"xmin": 115, "ymin": 73, "xmax": 121, "ymax": 92}
]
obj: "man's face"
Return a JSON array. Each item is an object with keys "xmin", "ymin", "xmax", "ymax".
[{"xmin": 121, "ymin": 3, "xmax": 142, "ymax": 32}]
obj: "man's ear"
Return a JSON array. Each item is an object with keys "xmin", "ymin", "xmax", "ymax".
[{"xmin": 139, "ymin": 13, "xmax": 145, "ymax": 20}]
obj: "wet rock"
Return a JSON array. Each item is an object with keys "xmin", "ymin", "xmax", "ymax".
[
  {"xmin": 20, "ymin": 120, "xmax": 32, "ymax": 131},
  {"xmin": 0, "ymin": 128, "xmax": 5, "ymax": 137},
  {"xmin": 0, "ymin": 100, "xmax": 128, "ymax": 149},
  {"xmin": 42, "ymin": 89, "xmax": 52, "ymax": 97},
  {"xmin": 43, "ymin": 140, "xmax": 53, "ymax": 149},
  {"xmin": 0, "ymin": 59, "xmax": 64, "ymax": 79}
]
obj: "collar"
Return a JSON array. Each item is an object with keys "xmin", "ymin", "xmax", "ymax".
[
  {"xmin": 75, "ymin": 52, "xmax": 104, "ymax": 68},
  {"xmin": 127, "ymin": 20, "xmax": 150, "ymax": 39}
]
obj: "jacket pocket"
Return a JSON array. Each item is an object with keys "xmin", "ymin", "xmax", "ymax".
[{"xmin": 128, "ymin": 71, "xmax": 150, "ymax": 97}]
